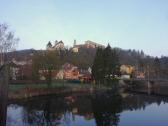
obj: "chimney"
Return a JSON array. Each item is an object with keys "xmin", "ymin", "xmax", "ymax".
[{"xmin": 74, "ymin": 39, "xmax": 76, "ymax": 46}]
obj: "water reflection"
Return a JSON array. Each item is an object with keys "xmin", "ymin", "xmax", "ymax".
[
  {"xmin": 0, "ymin": 98, "xmax": 7, "ymax": 126},
  {"xmin": 7, "ymin": 92, "xmax": 168, "ymax": 126},
  {"xmin": 92, "ymin": 90, "xmax": 123, "ymax": 126},
  {"xmin": 7, "ymin": 94, "xmax": 96, "ymax": 126}
]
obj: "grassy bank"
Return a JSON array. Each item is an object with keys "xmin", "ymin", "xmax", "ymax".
[
  {"xmin": 8, "ymin": 82, "xmax": 110, "ymax": 100},
  {"xmin": 9, "ymin": 82, "xmax": 97, "ymax": 91}
]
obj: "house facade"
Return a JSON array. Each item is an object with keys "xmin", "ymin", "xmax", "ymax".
[
  {"xmin": 120, "ymin": 65, "xmax": 135, "ymax": 75},
  {"xmin": 9, "ymin": 59, "xmax": 33, "ymax": 80},
  {"xmin": 39, "ymin": 63, "xmax": 80, "ymax": 80},
  {"xmin": 72, "ymin": 40, "xmax": 105, "ymax": 53},
  {"xmin": 62, "ymin": 63, "xmax": 79, "ymax": 79},
  {"xmin": 46, "ymin": 40, "xmax": 65, "ymax": 50},
  {"xmin": 38, "ymin": 63, "xmax": 92, "ymax": 82},
  {"xmin": 84, "ymin": 40, "xmax": 105, "ymax": 49}
]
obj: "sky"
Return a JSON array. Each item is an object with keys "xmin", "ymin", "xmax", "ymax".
[{"xmin": 0, "ymin": 0, "xmax": 168, "ymax": 57}]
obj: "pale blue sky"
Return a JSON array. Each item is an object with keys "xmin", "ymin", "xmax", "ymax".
[{"xmin": 0, "ymin": 0, "xmax": 168, "ymax": 56}]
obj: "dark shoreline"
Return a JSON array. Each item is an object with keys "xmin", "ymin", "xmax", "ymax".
[{"xmin": 8, "ymin": 86, "xmax": 108, "ymax": 100}]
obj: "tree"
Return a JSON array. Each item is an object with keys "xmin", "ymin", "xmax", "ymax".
[
  {"xmin": 32, "ymin": 50, "xmax": 60, "ymax": 86},
  {"xmin": 92, "ymin": 90, "xmax": 122, "ymax": 126},
  {"xmin": 0, "ymin": 23, "xmax": 19, "ymax": 65},
  {"xmin": 103, "ymin": 45, "xmax": 120, "ymax": 79},
  {"xmin": 92, "ymin": 44, "xmax": 120, "ymax": 84},
  {"xmin": 0, "ymin": 65, "xmax": 9, "ymax": 126},
  {"xmin": 92, "ymin": 48, "xmax": 104, "ymax": 83},
  {"xmin": 154, "ymin": 57, "xmax": 161, "ymax": 79},
  {"xmin": 0, "ymin": 23, "xmax": 18, "ymax": 126}
]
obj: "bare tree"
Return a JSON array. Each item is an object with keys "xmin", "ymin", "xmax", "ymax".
[
  {"xmin": 0, "ymin": 23, "xmax": 19, "ymax": 126},
  {"xmin": 0, "ymin": 23, "xmax": 19, "ymax": 65}
]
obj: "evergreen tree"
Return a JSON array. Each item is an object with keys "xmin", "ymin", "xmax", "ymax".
[
  {"xmin": 92, "ymin": 44, "xmax": 120, "ymax": 84},
  {"xmin": 103, "ymin": 44, "xmax": 112, "ymax": 78},
  {"xmin": 154, "ymin": 57, "xmax": 161, "ymax": 79},
  {"xmin": 103, "ymin": 45, "xmax": 120, "ymax": 79},
  {"xmin": 92, "ymin": 48, "xmax": 104, "ymax": 83},
  {"xmin": 111, "ymin": 48, "xmax": 120, "ymax": 77}
]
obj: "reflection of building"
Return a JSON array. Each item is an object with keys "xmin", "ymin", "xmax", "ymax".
[
  {"xmin": 84, "ymin": 113, "xmax": 94, "ymax": 120},
  {"xmin": 46, "ymin": 40, "xmax": 65, "ymax": 50}
]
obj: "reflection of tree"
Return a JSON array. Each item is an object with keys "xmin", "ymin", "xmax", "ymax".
[
  {"xmin": 26, "ymin": 98, "xmax": 63, "ymax": 126},
  {"xmin": 9, "ymin": 94, "xmax": 95, "ymax": 125},
  {"xmin": 121, "ymin": 93, "xmax": 168, "ymax": 111},
  {"xmin": 71, "ymin": 95, "xmax": 94, "ymax": 119},
  {"xmin": 92, "ymin": 90, "xmax": 123, "ymax": 126},
  {"xmin": 0, "ymin": 98, "xmax": 7, "ymax": 126},
  {"xmin": 44, "ymin": 99, "xmax": 51, "ymax": 125},
  {"xmin": 7, "ymin": 92, "xmax": 168, "ymax": 126}
]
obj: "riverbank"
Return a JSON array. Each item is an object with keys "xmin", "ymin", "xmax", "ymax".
[
  {"xmin": 124, "ymin": 79, "xmax": 168, "ymax": 96},
  {"xmin": 8, "ymin": 83, "xmax": 110, "ymax": 100}
]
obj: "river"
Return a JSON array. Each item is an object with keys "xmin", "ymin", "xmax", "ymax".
[{"xmin": 6, "ymin": 91, "xmax": 168, "ymax": 126}]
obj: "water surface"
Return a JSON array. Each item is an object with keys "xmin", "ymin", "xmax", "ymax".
[{"xmin": 7, "ymin": 92, "xmax": 168, "ymax": 126}]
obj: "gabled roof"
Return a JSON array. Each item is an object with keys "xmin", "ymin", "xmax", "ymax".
[
  {"xmin": 53, "ymin": 40, "xmax": 64, "ymax": 48},
  {"xmin": 47, "ymin": 41, "xmax": 52, "ymax": 47},
  {"xmin": 55, "ymin": 40, "xmax": 64, "ymax": 45}
]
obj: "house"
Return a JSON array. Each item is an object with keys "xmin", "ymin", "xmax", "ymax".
[
  {"xmin": 12, "ymin": 58, "xmax": 32, "ymax": 66},
  {"xmin": 120, "ymin": 75, "xmax": 131, "ymax": 80},
  {"xmin": 71, "ymin": 47, "xmax": 79, "ymax": 53},
  {"xmin": 88, "ymin": 67, "xmax": 92, "ymax": 74},
  {"xmin": 53, "ymin": 40, "xmax": 64, "ymax": 50},
  {"xmin": 84, "ymin": 40, "xmax": 105, "ymax": 49},
  {"xmin": 18, "ymin": 64, "xmax": 33, "ymax": 80},
  {"xmin": 78, "ymin": 68, "xmax": 92, "ymax": 82},
  {"xmin": 39, "ymin": 69, "xmax": 59, "ymax": 80},
  {"xmin": 46, "ymin": 40, "xmax": 65, "ymax": 50},
  {"xmin": 72, "ymin": 40, "xmax": 105, "ymax": 53},
  {"xmin": 39, "ymin": 63, "xmax": 92, "ymax": 81},
  {"xmin": 120, "ymin": 65, "xmax": 135, "ymax": 79},
  {"xmin": 56, "ymin": 70, "xmax": 64, "ymax": 79},
  {"xmin": 120, "ymin": 65, "xmax": 135, "ymax": 75},
  {"xmin": 62, "ymin": 63, "xmax": 79, "ymax": 80},
  {"xmin": 39, "ymin": 63, "xmax": 79, "ymax": 80},
  {"xmin": 46, "ymin": 41, "xmax": 52, "ymax": 50},
  {"xmin": 136, "ymin": 71, "xmax": 145, "ymax": 79},
  {"xmin": 9, "ymin": 62, "xmax": 19, "ymax": 80},
  {"xmin": 9, "ymin": 58, "xmax": 33, "ymax": 80},
  {"xmin": 79, "ymin": 72, "xmax": 92, "ymax": 82}
]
